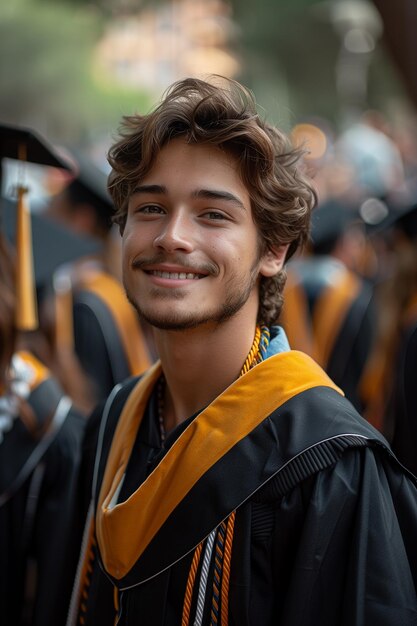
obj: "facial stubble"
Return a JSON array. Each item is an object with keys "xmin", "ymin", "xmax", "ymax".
[{"xmin": 124, "ymin": 258, "xmax": 262, "ymax": 331}]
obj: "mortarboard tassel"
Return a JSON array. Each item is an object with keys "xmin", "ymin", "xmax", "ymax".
[{"xmin": 15, "ymin": 185, "xmax": 38, "ymax": 330}]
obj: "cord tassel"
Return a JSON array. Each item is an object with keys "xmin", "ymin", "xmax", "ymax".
[
  {"xmin": 220, "ymin": 511, "xmax": 235, "ymax": 626},
  {"xmin": 181, "ymin": 542, "xmax": 203, "ymax": 626}
]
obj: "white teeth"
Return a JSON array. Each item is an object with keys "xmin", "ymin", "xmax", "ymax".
[{"xmin": 150, "ymin": 270, "xmax": 201, "ymax": 280}]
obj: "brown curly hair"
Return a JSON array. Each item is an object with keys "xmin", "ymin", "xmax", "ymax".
[{"xmin": 108, "ymin": 76, "xmax": 316, "ymax": 325}]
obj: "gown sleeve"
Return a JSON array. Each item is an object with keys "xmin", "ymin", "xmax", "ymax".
[{"xmin": 274, "ymin": 446, "xmax": 417, "ymax": 626}]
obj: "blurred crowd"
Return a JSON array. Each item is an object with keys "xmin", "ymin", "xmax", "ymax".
[
  {"xmin": 285, "ymin": 108, "xmax": 417, "ymax": 460},
  {"xmin": 1, "ymin": 102, "xmax": 417, "ymax": 623}
]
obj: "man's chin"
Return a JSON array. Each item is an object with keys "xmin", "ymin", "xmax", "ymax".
[
  {"xmin": 126, "ymin": 289, "xmax": 255, "ymax": 331},
  {"xmin": 135, "ymin": 308, "xmax": 208, "ymax": 331},
  {"xmin": 145, "ymin": 318, "xmax": 203, "ymax": 331}
]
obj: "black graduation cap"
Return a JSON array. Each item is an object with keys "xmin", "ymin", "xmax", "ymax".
[{"xmin": 0, "ymin": 121, "xmax": 74, "ymax": 175}]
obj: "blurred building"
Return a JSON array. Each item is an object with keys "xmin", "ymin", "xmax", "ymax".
[{"xmin": 93, "ymin": 0, "xmax": 240, "ymax": 93}]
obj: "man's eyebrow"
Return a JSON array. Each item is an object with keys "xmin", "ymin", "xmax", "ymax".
[
  {"xmin": 192, "ymin": 188, "xmax": 246, "ymax": 211},
  {"xmin": 129, "ymin": 185, "xmax": 246, "ymax": 211},
  {"xmin": 130, "ymin": 184, "xmax": 167, "ymax": 196}
]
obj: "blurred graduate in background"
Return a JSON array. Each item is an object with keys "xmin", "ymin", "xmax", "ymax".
[
  {"xmin": 280, "ymin": 198, "xmax": 376, "ymax": 410},
  {"xmin": 0, "ymin": 123, "xmax": 86, "ymax": 625},
  {"xmin": 360, "ymin": 195, "xmax": 417, "ymax": 466},
  {"xmin": 389, "ymin": 201, "xmax": 417, "ymax": 472},
  {"xmin": 43, "ymin": 150, "xmax": 153, "ymax": 413}
]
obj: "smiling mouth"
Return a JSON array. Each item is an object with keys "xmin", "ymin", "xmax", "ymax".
[{"xmin": 146, "ymin": 270, "xmax": 204, "ymax": 280}]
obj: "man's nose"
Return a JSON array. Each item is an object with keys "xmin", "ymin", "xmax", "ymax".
[{"xmin": 153, "ymin": 212, "xmax": 194, "ymax": 253}]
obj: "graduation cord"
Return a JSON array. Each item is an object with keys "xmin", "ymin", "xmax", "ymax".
[
  {"xmin": 195, "ymin": 530, "xmax": 217, "ymax": 625},
  {"xmin": 182, "ymin": 543, "xmax": 204, "ymax": 626},
  {"xmin": 179, "ymin": 325, "xmax": 270, "ymax": 626},
  {"xmin": 258, "ymin": 325, "xmax": 270, "ymax": 361},
  {"xmin": 239, "ymin": 325, "xmax": 261, "ymax": 374},
  {"xmin": 211, "ymin": 521, "xmax": 227, "ymax": 624},
  {"xmin": 219, "ymin": 512, "xmax": 235, "ymax": 625}
]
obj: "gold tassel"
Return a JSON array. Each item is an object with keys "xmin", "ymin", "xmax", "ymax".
[{"xmin": 15, "ymin": 185, "xmax": 38, "ymax": 331}]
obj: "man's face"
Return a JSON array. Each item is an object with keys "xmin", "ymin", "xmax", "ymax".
[{"xmin": 122, "ymin": 138, "xmax": 280, "ymax": 331}]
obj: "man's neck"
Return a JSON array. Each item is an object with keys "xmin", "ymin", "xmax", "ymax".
[{"xmin": 154, "ymin": 315, "xmax": 258, "ymax": 432}]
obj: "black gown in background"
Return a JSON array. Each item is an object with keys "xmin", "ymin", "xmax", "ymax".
[
  {"xmin": 0, "ymin": 354, "xmax": 85, "ymax": 626},
  {"xmin": 391, "ymin": 322, "xmax": 417, "ymax": 476}
]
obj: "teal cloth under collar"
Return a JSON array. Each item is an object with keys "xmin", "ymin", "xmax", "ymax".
[{"xmin": 265, "ymin": 325, "xmax": 290, "ymax": 358}]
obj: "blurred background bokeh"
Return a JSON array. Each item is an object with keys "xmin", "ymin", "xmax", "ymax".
[{"xmin": 1, "ymin": 0, "xmax": 417, "ymax": 189}]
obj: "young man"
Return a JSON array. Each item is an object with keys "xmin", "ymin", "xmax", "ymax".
[{"xmin": 70, "ymin": 77, "xmax": 417, "ymax": 626}]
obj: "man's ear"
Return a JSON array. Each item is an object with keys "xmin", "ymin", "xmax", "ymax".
[{"xmin": 259, "ymin": 244, "xmax": 289, "ymax": 277}]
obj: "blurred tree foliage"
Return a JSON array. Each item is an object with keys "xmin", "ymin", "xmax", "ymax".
[
  {"xmin": 231, "ymin": 0, "xmax": 408, "ymax": 130},
  {"xmin": 0, "ymin": 0, "xmax": 151, "ymax": 147},
  {"xmin": 231, "ymin": 1, "xmax": 338, "ymax": 128},
  {"xmin": 46, "ymin": 0, "xmax": 144, "ymax": 17},
  {"xmin": 0, "ymin": 0, "xmax": 409, "ymax": 147}
]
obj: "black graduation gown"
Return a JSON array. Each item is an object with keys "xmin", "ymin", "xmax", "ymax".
[
  {"xmin": 73, "ymin": 352, "xmax": 417, "ymax": 626},
  {"xmin": 0, "ymin": 354, "xmax": 85, "ymax": 626}
]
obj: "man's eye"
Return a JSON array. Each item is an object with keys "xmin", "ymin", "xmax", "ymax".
[
  {"xmin": 139, "ymin": 205, "xmax": 164, "ymax": 214},
  {"xmin": 203, "ymin": 211, "xmax": 226, "ymax": 220}
]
